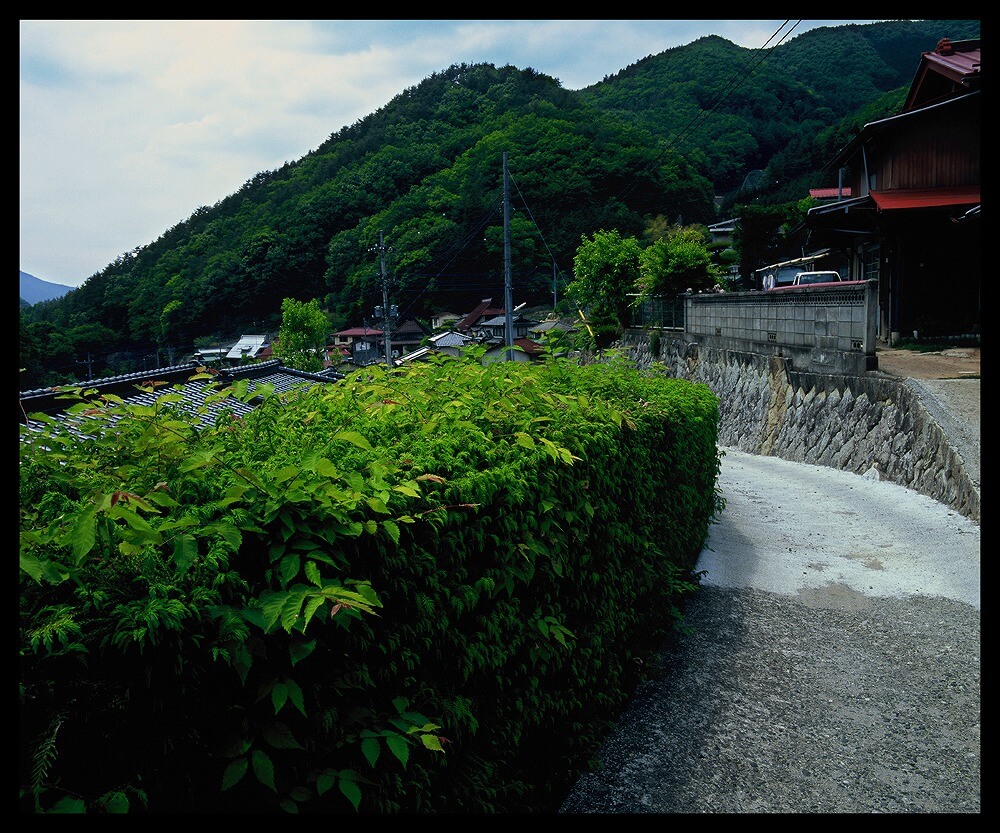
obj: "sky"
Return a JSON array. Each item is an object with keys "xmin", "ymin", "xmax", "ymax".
[{"xmin": 20, "ymin": 19, "xmax": 882, "ymax": 288}]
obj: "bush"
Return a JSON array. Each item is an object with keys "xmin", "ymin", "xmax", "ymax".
[{"xmin": 20, "ymin": 353, "xmax": 721, "ymax": 813}]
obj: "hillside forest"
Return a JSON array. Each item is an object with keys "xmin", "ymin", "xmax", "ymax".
[{"xmin": 19, "ymin": 20, "xmax": 980, "ymax": 389}]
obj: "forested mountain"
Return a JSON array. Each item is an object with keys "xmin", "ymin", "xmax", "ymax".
[
  {"xmin": 580, "ymin": 20, "xmax": 981, "ymax": 203},
  {"xmin": 20, "ymin": 19, "xmax": 980, "ymax": 389},
  {"xmin": 19, "ymin": 270, "xmax": 73, "ymax": 306}
]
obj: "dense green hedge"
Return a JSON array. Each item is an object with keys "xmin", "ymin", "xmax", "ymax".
[{"xmin": 19, "ymin": 352, "xmax": 721, "ymax": 813}]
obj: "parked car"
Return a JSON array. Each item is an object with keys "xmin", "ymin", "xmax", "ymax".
[{"xmin": 792, "ymin": 270, "xmax": 843, "ymax": 286}]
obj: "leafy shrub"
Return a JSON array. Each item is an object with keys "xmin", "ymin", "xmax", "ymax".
[{"xmin": 20, "ymin": 353, "xmax": 720, "ymax": 813}]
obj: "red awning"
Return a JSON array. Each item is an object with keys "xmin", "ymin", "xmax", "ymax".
[{"xmin": 870, "ymin": 187, "xmax": 980, "ymax": 210}]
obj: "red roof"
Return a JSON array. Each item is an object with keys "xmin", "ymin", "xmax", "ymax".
[
  {"xmin": 903, "ymin": 37, "xmax": 980, "ymax": 112},
  {"xmin": 870, "ymin": 187, "xmax": 980, "ymax": 210},
  {"xmin": 810, "ymin": 187, "xmax": 852, "ymax": 199},
  {"xmin": 334, "ymin": 327, "xmax": 383, "ymax": 337},
  {"xmin": 457, "ymin": 298, "xmax": 504, "ymax": 331},
  {"xmin": 514, "ymin": 337, "xmax": 543, "ymax": 356}
]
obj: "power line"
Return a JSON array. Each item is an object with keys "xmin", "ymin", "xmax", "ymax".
[{"xmin": 616, "ymin": 20, "xmax": 802, "ymax": 206}]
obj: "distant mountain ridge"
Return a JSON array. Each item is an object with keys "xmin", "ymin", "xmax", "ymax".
[{"xmin": 20, "ymin": 270, "xmax": 73, "ymax": 305}]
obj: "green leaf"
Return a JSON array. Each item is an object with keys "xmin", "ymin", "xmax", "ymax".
[
  {"xmin": 339, "ymin": 775, "xmax": 362, "ymax": 811},
  {"xmin": 274, "ymin": 465, "xmax": 300, "ymax": 483},
  {"xmin": 221, "ymin": 757, "xmax": 248, "ymax": 791},
  {"xmin": 289, "ymin": 786, "xmax": 312, "ymax": 802},
  {"xmin": 316, "ymin": 770, "xmax": 335, "ymax": 796},
  {"xmin": 289, "ymin": 639, "xmax": 316, "ymax": 666},
  {"xmin": 233, "ymin": 467, "xmax": 266, "ymax": 489},
  {"xmin": 365, "ymin": 496, "xmax": 390, "ymax": 515},
  {"xmin": 421, "ymin": 734, "xmax": 445, "ymax": 752},
  {"xmin": 382, "ymin": 519, "xmax": 400, "ymax": 545},
  {"xmin": 284, "ymin": 678, "xmax": 306, "ymax": 716},
  {"xmin": 263, "ymin": 721, "xmax": 304, "ymax": 750},
  {"xmin": 515, "ymin": 432, "xmax": 536, "ymax": 449},
  {"xmin": 67, "ymin": 503, "xmax": 97, "ymax": 565},
  {"xmin": 259, "ymin": 591, "xmax": 288, "ymax": 632},
  {"xmin": 301, "ymin": 595, "xmax": 325, "ymax": 628},
  {"xmin": 279, "ymin": 799, "xmax": 298, "ymax": 813},
  {"xmin": 144, "ymin": 490, "xmax": 180, "ymax": 508},
  {"xmin": 179, "ymin": 449, "xmax": 216, "ymax": 472},
  {"xmin": 172, "ymin": 534, "xmax": 198, "ymax": 573},
  {"xmin": 385, "ymin": 734, "xmax": 410, "ymax": 768},
  {"xmin": 19, "ymin": 551, "xmax": 48, "ymax": 583},
  {"xmin": 272, "ymin": 682, "xmax": 288, "ymax": 714},
  {"xmin": 47, "ymin": 796, "xmax": 87, "ymax": 813},
  {"xmin": 111, "ymin": 505, "xmax": 160, "ymax": 540},
  {"xmin": 279, "ymin": 553, "xmax": 301, "ymax": 586},
  {"xmin": 101, "ymin": 791, "xmax": 130, "ymax": 813},
  {"xmin": 280, "ymin": 587, "xmax": 310, "ymax": 632},
  {"xmin": 304, "ymin": 560, "xmax": 322, "ymax": 587},
  {"xmin": 251, "ymin": 749, "xmax": 277, "ymax": 792},
  {"xmin": 203, "ymin": 522, "xmax": 242, "ymax": 550},
  {"xmin": 334, "ymin": 430, "xmax": 373, "ymax": 451},
  {"xmin": 217, "ymin": 735, "xmax": 252, "ymax": 758},
  {"xmin": 361, "ymin": 736, "xmax": 380, "ymax": 767},
  {"xmin": 315, "ymin": 458, "xmax": 339, "ymax": 477}
]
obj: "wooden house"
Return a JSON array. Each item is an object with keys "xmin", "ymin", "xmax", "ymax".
[{"xmin": 804, "ymin": 36, "xmax": 980, "ymax": 341}]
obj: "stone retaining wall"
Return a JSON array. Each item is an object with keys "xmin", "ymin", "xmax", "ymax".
[{"xmin": 617, "ymin": 332, "xmax": 980, "ymax": 523}]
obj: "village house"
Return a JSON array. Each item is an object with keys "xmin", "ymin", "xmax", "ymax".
[{"xmin": 803, "ymin": 36, "xmax": 980, "ymax": 341}]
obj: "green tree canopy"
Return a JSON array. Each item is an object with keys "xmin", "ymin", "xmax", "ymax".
[
  {"xmin": 273, "ymin": 297, "xmax": 330, "ymax": 372},
  {"xmin": 636, "ymin": 225, "xmax": 720, "ymax": 298},
  {"xmin": 567, "ymin": 229, "xmax": 642, "ymax": 348}
]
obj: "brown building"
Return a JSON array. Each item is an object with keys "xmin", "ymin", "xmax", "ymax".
[{"xmin": 804, "ymin": 37, "xmax": 980, "ymax": 341}]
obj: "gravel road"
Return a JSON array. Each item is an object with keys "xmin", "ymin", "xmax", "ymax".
[
  {"xmin": 558, "ymin": 346, "xmax": 980, "ymax": 814},
  {"xmin": 559, "ymin": 449, "xmax": 980, "ymax": 814}
]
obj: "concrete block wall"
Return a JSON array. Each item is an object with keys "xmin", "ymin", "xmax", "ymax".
[
  {"xmin": 617, "ymin": 333, "xmax": 979, "ymax": 523},
  {"xmin": 679, "ymin": 282, "xmax": 878, "ymax": 375}
]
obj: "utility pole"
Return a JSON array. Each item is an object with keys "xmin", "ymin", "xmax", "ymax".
[
  {"xmin": 503, "ymin": 151, "xmax": 514, "ymax": 362},
  {"xmin": 76, "ymin": 351, "xmax": 94, "ymax": 380},
  {"xmin": 374, "ymin": 230, "xmax": 395, "ymax": 369}
]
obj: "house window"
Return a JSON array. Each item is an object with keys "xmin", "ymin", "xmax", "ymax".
[{"xmin": 862, "ymin": 244, "xmax": 880, "ymax": 281}]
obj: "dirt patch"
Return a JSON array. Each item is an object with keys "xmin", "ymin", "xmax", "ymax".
[{"xmin": 876, "ymin": 346, "xmax": 980, "ymax": 380}]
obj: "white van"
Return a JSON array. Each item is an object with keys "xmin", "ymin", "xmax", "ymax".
[{"xmin": 792, "ymin": 271, "xmax": 843, "ymax": 286}]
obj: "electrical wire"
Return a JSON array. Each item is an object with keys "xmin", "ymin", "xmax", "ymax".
[{"xmin": 616, "ymin": 20, "xmax": 802, "ymax": 205}]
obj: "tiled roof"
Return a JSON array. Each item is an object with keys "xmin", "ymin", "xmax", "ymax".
[
  {"xmin": 20, "ymin": 360, "xmax": 343, "ymax": 443},
  {"xmin": 809, "ymin": 187, "xmax": 853, "ymax": 199},
  {"xmin": 334, "ymin": 327, "xmax": 384, "ymax": 337},
  {"xmin": 457, "ymin": 299, "xmax": 504, "ymax": 331},
  {"xmin": 429, "ymin": 331, "xmax": 474, "ymax": 347},
  {"xmin": 477, "ymin": 313, "xmax": 532, "ymax": 328},
  {"xmin": 904, "ymin": 38, "xmax": 980, "ymax": 112},
  {"xmin": 394, "ymin": 318, "xmax": 428, "ymax": 335}
]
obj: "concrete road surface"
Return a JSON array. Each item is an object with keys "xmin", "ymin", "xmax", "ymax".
[
  {"xmin": 697, "ymin": 448, "xmax": 979, "ymax": 610},
  {"xmin": 559, "ymin": 448, "xmax": 980, "ymax": 814}
]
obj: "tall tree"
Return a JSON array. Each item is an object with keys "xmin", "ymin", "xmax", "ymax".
[
  {"xmin": 567, "ymin": 230, "xmax": 642, "ymax": 348},
  {"xmin": 636, "ymin": 224, "xmax": 720, "ymax": 298},
  {"xmin": 273, "ymin": 298, "xmax": 330, "ymax": 372}
]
